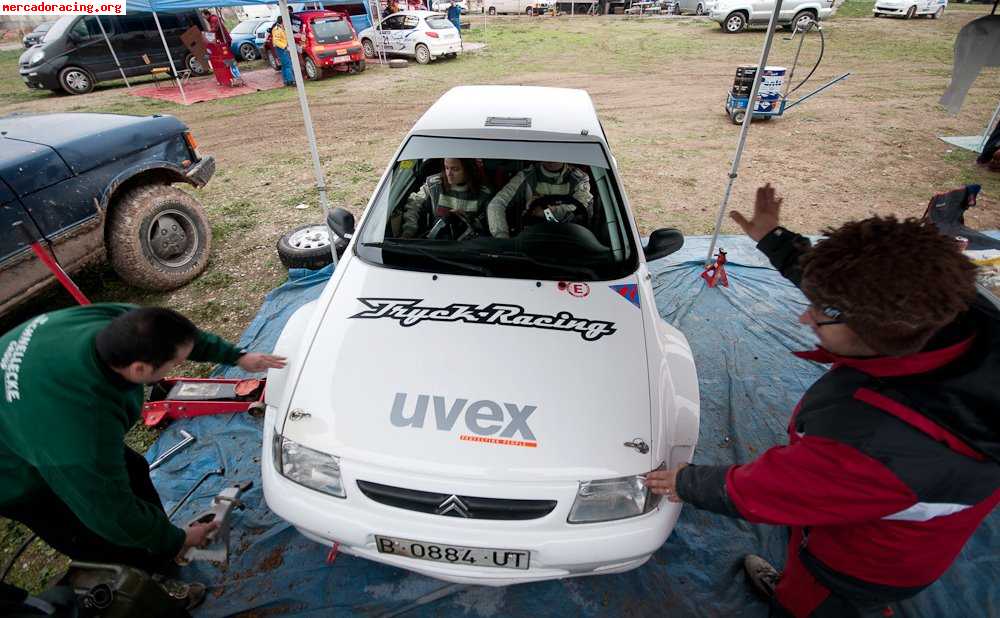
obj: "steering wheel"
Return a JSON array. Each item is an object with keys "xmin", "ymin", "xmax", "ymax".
[
  {"xmin": 521, "ymin": 194, "xmax": 589, "ymax": 228},
  {"xmin": 424, "ymin": 208, "xmax": 480, "ymax": 241}
]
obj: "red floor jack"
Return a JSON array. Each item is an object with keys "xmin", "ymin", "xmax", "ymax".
[
  {"xmin": 143, "ymin": 377, "xmax": 267, "ymax": 426},
  {"xmin": 702, "ymin": 249, "xmax": 730, "ymax": 288}
]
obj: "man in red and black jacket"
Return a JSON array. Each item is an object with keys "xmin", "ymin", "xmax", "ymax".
[{"xmin": 646, "ymin": 185, "xmax": 1000, "ymax": 617}]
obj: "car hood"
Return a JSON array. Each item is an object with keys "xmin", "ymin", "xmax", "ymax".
[
  {"xmin": 281, "ymin": 258, "xmax": 655, "ymax": 482},
  {"xmin": 0, "ymin": 113, "xmax": 187, "ymax": 177}
]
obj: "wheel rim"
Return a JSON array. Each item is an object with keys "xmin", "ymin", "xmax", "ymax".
[
  {"xmin": 188, "ymin": 55, "xmax": 203, "ymax": 73},
  {"xmin": 489, "ymin": 7, "xmax": 495, "ymax": 14},
  {"xmin": 363, "ymin": 40, "xmax": 374, "ymax": 57},
  {"xmin": 146, "ymin": 209, "xmax": 199, "ymax": 268},
  {"xmin": 64, "ymin": 70, "xmax": 89, "ymax": 92},
  {"xmin": 906, "ymin": 6, "xmax": 914, "ymax": 17},
  {"xmin": 417, "ymin": 46, "xmax": 429, "ymax": 62},
  {"xmin": 269, "ymin": 51, "xmax": 278, "ymax": 68},
  {"xmin": 726, "ymin": 15, "xmax": 742, "ymax": 30},
  {"xmin": 288, "ymin": 226, "xmax": 331, "ymax": 250},
  {"xmin": 241, "ymin": 43, "xmax": 256, "ymax": 59},
  {"xmin": 696, "ymin": 3, "xmax": 703, "ymax": 13},
  {"xmin": 795, "ymin": 14, "xmax": 812, "ymax": 28},
  {"xmin": 306, "ymin": 59, "xmax": 317, "ymax": 78}
]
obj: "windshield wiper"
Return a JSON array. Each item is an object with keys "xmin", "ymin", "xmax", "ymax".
[
  {"xmin": 474, "ymin": 251, "xmax": 600, "ymax": 279},
  {"xmin": 361, "ymin": 242, "xmax": 492, "ymax": 276}
]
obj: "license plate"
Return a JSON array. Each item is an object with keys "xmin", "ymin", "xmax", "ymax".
[
  {"xmin": 333, "ymin": 55, "xmax": 351, "ymax": 63},
  {"xmin": 375, "ymin": 535, "xmax": 530, "ymax": 570}
]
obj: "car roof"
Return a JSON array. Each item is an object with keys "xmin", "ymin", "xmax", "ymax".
[
  {"xmin": 296, "ymin": 9, "xmax": 349, "ymax": 19},
  {"xmin": 412, "ymin": 86, "xmax": 603, "ymax": 138},
  {"xmin": 390, "ymin": 10, "xmax": 444, "ymax": 17}
]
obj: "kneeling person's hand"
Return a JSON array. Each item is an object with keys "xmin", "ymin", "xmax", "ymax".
[{"xmin": 644, "ymin": 464, "xmax": 687, "ymax": 503}]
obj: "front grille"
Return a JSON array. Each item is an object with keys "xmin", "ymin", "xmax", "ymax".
[{"xmin": 357, "ymin": 480, "xmax": 557, "ymax": 520}]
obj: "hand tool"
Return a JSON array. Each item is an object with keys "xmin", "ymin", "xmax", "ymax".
[{"xmin": 149, "ymin": 430, "xmax": 196, "ymax": 470}]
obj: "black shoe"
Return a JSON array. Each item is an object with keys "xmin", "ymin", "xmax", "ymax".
[
  {"xmin": 156, "ymin": 579, "xmax": 206, "ymax": 612},
  {"xmin": 744, "ymin": 554, "xmax": 781, "ymax": 600}
]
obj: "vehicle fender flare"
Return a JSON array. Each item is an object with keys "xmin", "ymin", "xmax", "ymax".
[
  {"xmin": 100, "ymin": 161, "xmax": 194, "ymax": 212},
  {"xmin": 265, "ymin": 300, "xmax": 317, "ymax": 429},
  {"xmin": 650, "ymin": 316, "xmax": 701, "ymax": 467}
]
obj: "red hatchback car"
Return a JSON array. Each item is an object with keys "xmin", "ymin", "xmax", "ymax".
[{"xmin": 264, "ymin": 10, "xmax": 366, "ymax": 79}]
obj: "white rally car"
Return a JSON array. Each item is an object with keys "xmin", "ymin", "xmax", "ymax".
[
  {"xmin": 262, "ymin": 85, "xmax": 700, "ymax": 586},
  {"xmin": 358, "ymin": 10, "xmax": 462, "ymax": 65}
]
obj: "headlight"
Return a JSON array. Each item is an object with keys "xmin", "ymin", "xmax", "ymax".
[
  {"xmin": 272, "ymin": 433, "xmax": 346, "ymax": 498},
  {"xmin": 567, "ymin": 473, "xmax": 661, "ymax": 523},
  {"xmin": 28, "ymin": 50, "xmax": 45, "ymax": 65}
]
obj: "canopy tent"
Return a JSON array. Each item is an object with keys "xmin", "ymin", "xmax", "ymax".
[{"xmin": 109, "ymin": 0, "xmax": 387, "ymax": 257}]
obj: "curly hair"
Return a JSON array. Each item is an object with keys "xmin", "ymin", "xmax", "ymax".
[{"xmin": 799, "ymin": 216, "xmax": 978, "ymax": 356}]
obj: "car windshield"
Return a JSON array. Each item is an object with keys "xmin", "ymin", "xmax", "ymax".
[
  {"xmin": 312, "ymin": 17, "xmax": 354, "ymax": 42},
  {"xmin": 42, "ymin": 15, "xmax": 76, "ymax": 43},
  {"xmin": 425, "ymin": 16, "xmax": 453, "ymax": 29},
  {"xmin": 232, "ymin": 19, "xmax": 264, "ymax": 34},
  {"xmin": 355, "ymin": 136, "xmax": 639, "ymax": 282}
]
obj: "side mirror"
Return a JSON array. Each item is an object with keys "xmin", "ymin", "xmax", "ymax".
[
  {"xmin": 643, "ymin": 228, "xmax": 684, "ymax": 262},
  {"xmin": 327, "ymin": 208, "xmax": 355, "ymax": 238}
]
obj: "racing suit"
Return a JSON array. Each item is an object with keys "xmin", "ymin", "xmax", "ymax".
[
  {"xmin": 676, "ymin": 227, "xmax": 1000, "ymax": 617},
  {"xmin": 401, "ymin": 173, "xmax": 492, "ymax": 238},
  {"xmin": 486, "ymin": 163, "xmax": 593, "ymax": 239}
]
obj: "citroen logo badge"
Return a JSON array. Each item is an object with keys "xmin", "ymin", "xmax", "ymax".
[{"xmin": 436, "ymin": 495, "xmax": 470, "ymax": 518}]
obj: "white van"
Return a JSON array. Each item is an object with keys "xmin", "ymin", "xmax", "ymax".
[{"xmin": 484, "ymin": 0, "xmax": 550, "ymax": 14}]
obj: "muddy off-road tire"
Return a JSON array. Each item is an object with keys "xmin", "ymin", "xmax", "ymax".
[
  {"xmin": 277, "ymin": 223, "xmax": 336, "ymax": 270},
  {"xmin": 107, "ymin": 184, "xmax": 211, "ymax": 290}
]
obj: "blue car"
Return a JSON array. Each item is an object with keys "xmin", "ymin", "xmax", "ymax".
[{"xmin": 230, "ymin": 18, "xmax": 275, "ymax": 61}]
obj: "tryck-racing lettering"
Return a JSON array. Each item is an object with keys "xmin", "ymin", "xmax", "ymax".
[
  {"xmin": 350, "ymin": 298, "xmax": 616, "ymax": 342},
  {"xmin": 390, "ymin": 392, "xmax": 538, "ymax": 445}
]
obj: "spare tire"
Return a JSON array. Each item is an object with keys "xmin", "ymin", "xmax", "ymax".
[
  {"xmin": 277, "ymin": 223, "xmax": 337, "ymax": 270},
  {"xmin": 389, "ymin": 58, "xmax": 408, "ymax": 69}
]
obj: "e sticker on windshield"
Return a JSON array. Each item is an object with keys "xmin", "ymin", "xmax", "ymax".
[
  {"xmin": 350, "ymin": 298, "xmax": 617, "ymax": 341},
  {"xmin": 398, "ymin": 160, "xmax": 415, "ymax": 169},
  {"xmin": 609, "ymin": 284, "xmax": 640, "ymax": 309},
  {"xmin": 558, "ymin": 282, "xmax": 590, "ymax": 298}
]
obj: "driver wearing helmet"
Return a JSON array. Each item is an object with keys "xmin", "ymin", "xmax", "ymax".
[
  {"xmin": 486, "ymin": 162, "xmax": 593, "ymax": 239},
  {"xmin": 400, "ymin": 158, "xmax": 491, "ymax": 239}
]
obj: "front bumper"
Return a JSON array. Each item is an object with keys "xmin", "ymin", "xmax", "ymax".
[
  {"xmin": 185, "ymin": 156, "xmax": 216, "ymax": 187},
  {"xmin": 872, "ymin": 4, "xmax": 906, "ymax": 13},
  {"xmin": 19, "ymin": 61, "xmax": 61, "ymax": 91},
  {"xmin": 262, "ymin": 420, "xmax": 680, "ymax": 586}
]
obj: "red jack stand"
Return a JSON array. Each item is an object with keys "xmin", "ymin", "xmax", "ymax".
[
  {"xmin": 326, "ymin": 542, "xmax": 340, "ymax": 565},
  {"xmin": 701, "ymin": 250, "xmax": 729, "ymax": 288}
]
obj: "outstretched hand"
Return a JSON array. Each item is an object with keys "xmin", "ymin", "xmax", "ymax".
[
  {"xmin": 238, "ymin": 353, "xmax": 287, "ymax": 373},
  {"xmin": 730, "ymin": 183, "xmax": 783, "ymax": 242},
  {"xmin": 644, "ymin": 464, "xmax": 687, "ymax": 504}
]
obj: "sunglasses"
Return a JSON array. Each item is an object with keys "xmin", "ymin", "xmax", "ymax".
[{"xmin": 812, "ymin": 305, "xmax": 845, "ymax": 327}]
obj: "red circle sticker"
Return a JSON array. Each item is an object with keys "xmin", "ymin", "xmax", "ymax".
[{"xmin": 567, "ymin": 283, "xmax": 590, "ymax": 298}]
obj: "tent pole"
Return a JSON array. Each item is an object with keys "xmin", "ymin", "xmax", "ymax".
[
  {"xmin": 96, "ymin": 16, "xmax": 130, "ymax": 88},
  {"xmin": 279, "ymin": 0, "xmax": 334, "ymax": 265},
  {"xmin": 705, "ymin": 0, "xmax": 784, "ymax": 266},
  {"xmin": 979, "ymin": 99, "xmax": 1000, "ymax": 153},
  {"xmin": 151, "ymin": 9, "xmax": 188, "ymax": 105}
]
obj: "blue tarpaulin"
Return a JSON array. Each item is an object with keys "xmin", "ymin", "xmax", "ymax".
[{"xmin": 147, "ymin": 234, "xmax": 1000, "ymax": 617}]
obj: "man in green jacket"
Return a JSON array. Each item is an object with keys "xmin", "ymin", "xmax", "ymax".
[{"xmin": 0, "ymin": 304, "xmax": 285, "ymax": 609}]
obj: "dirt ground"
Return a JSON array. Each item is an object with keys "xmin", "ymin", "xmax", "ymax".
[{"xmin": 1, "ymin": 2, "xmax": 999, "ymax": 592}]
